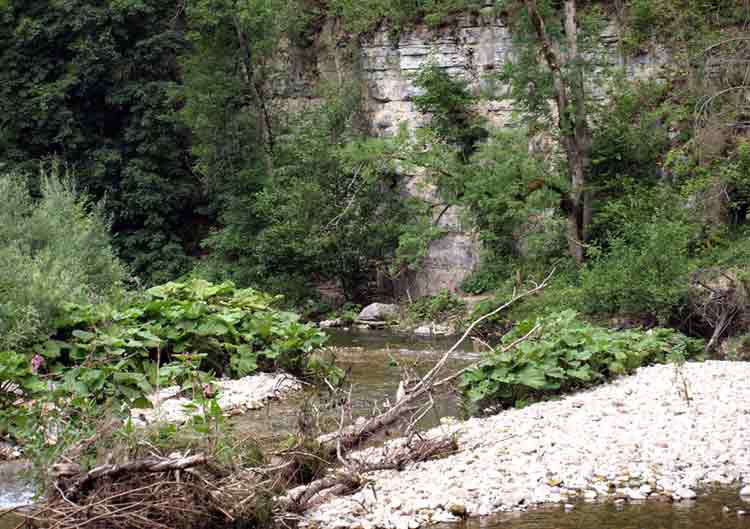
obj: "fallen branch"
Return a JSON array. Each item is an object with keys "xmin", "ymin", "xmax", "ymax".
[
  {"xmin": 317, "ymin": 268, "xmax": 555, "ymax": 453},
  {"xmin": 281, "ymin": 435, "xmax": 457, "ymax": 512},
  {"xmin": 62, "ymin": 454, "xmax": 209, "ymax": 501}
]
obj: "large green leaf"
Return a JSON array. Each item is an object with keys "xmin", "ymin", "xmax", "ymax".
[{"xmin": 515, "ymin": 365, "xmax": 548, "ymax": 389}]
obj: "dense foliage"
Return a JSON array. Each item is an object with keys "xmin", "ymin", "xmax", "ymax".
[
  {"xmin": 42, "ymin": 279, "xmax": 339, "ymax": 385},
  {"xmin": 0, "ymin": 278, "xmax": 339, "ymax": 465},
  {"xmin": 462, "ymin": 310, "xmax": 704, "ymax": 407},
  {"xmin": 197, "ymin": 83, "xmax": 411, "ymax": 302},
  {"xmin": 407, "ymin": 289, "xmax": 466, "ymax": 323},
  {"xmin": 329, "ymin": 0, "xmax": 484, "ymax": 36},
  {"xmin": 0, "ymin": 0, "xmax": 201, "ymax": 283},
  {"xmin": 0, "ymin": 169, "xmax": 125, "ymax": 352}
]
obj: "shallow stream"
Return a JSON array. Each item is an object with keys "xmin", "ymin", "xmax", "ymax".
[{"xmin": 1, "ymin": 329, "xmax": 748, "ymax": 529}]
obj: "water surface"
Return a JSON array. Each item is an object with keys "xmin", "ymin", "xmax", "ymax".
[{"xmin": 448, "ymin": 487, "xmax": 750, "ymax": 529}]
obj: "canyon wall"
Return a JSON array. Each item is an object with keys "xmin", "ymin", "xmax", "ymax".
[{"xmin": 279, "ymin": 6, "xmax": 669, "ymax": 298}]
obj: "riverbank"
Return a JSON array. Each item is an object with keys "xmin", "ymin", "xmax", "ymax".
[{"xmin": 304, "ymin": 360, "xmax": 750, "ymax": 529}]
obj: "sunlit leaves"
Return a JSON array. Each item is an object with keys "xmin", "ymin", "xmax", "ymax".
[{"xmin": 462, "ymin": 309, "xmax": 704, "ymax": 406}]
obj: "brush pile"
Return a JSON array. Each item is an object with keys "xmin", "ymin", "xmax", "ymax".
[{"xmin": 23, "ymin": 453, "xmax": 268, "ymax": 529}]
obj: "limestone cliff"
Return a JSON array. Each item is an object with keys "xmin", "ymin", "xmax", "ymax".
[{"xmin": 277, "ymin": 7, "xmax": 668, "ymax": 298}]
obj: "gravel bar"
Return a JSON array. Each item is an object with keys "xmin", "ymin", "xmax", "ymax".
[{"xmin": 304, "ymin": 361, "xmax": 750, "ymax": 529}]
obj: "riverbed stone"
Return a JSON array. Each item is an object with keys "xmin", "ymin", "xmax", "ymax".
[
  {"xmin": 302, "ymin": 361, "xmax": 750, "ymax": 529},
  {"xmin": 356, "ymin": 303, "xmax": 399, "ymax": 322},
  {"xmin": 413, "ymin": 324, "xmax": 453, "ymax": 337},
  {"xmin": 446, "ymin": 502, "xmax": 467, "ymax": 517},
  {"xmin": 674, "ymin": 487, "xmax": 697, "ymax": 500},
  {"xmin": 132, "ymin": 372, "xmax": 301, "ymax": 425}
]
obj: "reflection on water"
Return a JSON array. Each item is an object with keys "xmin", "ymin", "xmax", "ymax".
[
  {"xmin": 232, "ymin": 328, "xmax": 475, "ymax": 443},
  {"xmin": 324, "ymin": 328, "xmax": 476, "ymax": 354},
  {"xmin": 0, "ymin": 461, "xmax": 33, "ymax": 529},
  {"xmin": 445, "ymin": 487, "xmax": 750, "ymax": 529},
  {"xmin": 0, "ymin": 461, "xmax": 32, "ymax": 509}
]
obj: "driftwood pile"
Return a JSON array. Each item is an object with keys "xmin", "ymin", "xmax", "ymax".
[
  {"xmin": 14, "ymin": 273, "xmax": 553, "ymax": 529},
  {"xmin": 25, "ymin": 455, "xmax": 237, "ymax": 529},
  {"xmin": 20, "ymin": 436, "xmax": 457, "ymax": 529}
]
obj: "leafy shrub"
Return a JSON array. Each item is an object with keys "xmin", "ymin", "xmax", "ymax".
[
  {"xmin": 460, "ymin": 268, "xmax": 503, "ymax": 295},
  {"xmin": 1, "ymin": 279, "xmax": 340, "ymax": 459},
  {"xmin": 461, "ymin": 130, "xmax": 567, "ymax": 278},
  {"xmin": 200, "ymin": 81, "xmax": 409, "ymax": 302},
  {"xmin": 412, "ymin": 64, "xmax": 486, "ymax": 160},
  {"xmin": 327, "ymin": 303, "xmax": 363, "ymax": 325},
  {"xmin": 39, "ymin": 279, "xmax": 340, "ymax": 389},
  {"xmin": 327, "ymin": 0, "xmax": 482, "ymax": 37},
  {"xmin": 461, "ymin": 310, "xmax": 704, "ymax": 407},
  {"xmin": 581, "ymin": 205, "xmax": 697, "ymax": 321},
  {"xmin": 408, "ymin": 289, "xmax": 466, "ymax": 322},
  {"xmin": 0, "ymin": 169, "xmax": 126, "ymax": 351},
  {"xmin": 621, "ymin": 0, "xmax": 745, "ymax": 52}
]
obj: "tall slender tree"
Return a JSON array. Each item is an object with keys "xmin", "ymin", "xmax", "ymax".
[{"xmin": 522, "ymin": 0, "xmax": 591, "ymax": 264}]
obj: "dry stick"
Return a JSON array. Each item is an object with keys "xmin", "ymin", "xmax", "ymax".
[
  {"xmin": 287, "ymin": 271, "xmax": 554, "ymax": 511},
  {"xmin": 63, "ymin": 454, "xmax": 208, "ymax": 500},
  {"xmin": 317, "ymin": 268, "xmax": 555, "ymax": 454},
  {"xmin": 286, "ymin": 436, "xmax": 456, "ymax": 511}
]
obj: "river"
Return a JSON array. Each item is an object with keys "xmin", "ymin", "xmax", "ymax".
[{"xmin": 1, "ymin": 329, "xmax": 748, "ymax": 529}]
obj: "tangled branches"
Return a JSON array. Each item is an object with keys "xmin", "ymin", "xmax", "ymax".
[
  {"xmin": 25, "ymin": 456, "xmax": 254, "ymax": 529},
  {"xmin": 689, "ymin": 267, "xmax": 749, "ymax": 351}
]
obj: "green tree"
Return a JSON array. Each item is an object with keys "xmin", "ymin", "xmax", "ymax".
[
  {"xmin": 200, "ymin": 83, "xmax": 409, "ymax": 302},
  {"xmin": 508, "ymin": 0, "xmax": 592, "ymax": 264},
  {"xmin": 0, "ymin": 0, "xmax": 201, "ymax": 283}
]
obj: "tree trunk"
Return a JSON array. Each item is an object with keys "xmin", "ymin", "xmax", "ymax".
[
  {"xmin": 233, "ymin": 15, "xmax": 274, "ymax": 175},
  {"xmin": 525, "ymin": 0, "xmax": 590, "ymax": 264}
]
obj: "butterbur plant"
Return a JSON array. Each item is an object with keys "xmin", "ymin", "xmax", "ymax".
[
  {"xmin": 32, "ymin": 278, "xmax": 341, "ymax": 404},
  {"xmin": 461, "ymin": 310, "xmax": 704, "ymax": 407}
]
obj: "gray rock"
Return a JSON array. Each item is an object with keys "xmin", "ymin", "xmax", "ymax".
[
  {"xmin": 320, "ymin": 319, "xmax": 342, "ymax": 328},
  {"xmin": 627, "ymin": 489, "xmax": 646, "ymax": 500},
  {"xmin": 741, "ymin": 485, "xmax": 750, "ymax": 497},
  {"xmin": 414, "ymin": 324, "xmax": 452, "ymax": 337},
  {"xmin": 674, "ymin": 487, "xmax": 697, "ymax": 500},
  {"xmin": 446, "ymin": 502, "xmax": 467, "ymax": 517},
  {"xmin": 356, "ymin": 303, "xmax": 399, "ymax": 322}
]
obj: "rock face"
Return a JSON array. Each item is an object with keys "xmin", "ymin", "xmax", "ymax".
[
  {"xmin": 358, "ymin": 10, "xmax": 507, "ymax": 297},
  {"xmin": 276, "ymin": 7, "xmax": 669, "ymax": 298},
  {"xmin": 356, "ymin": 303, "xmax": 400, "ymax": 322}
]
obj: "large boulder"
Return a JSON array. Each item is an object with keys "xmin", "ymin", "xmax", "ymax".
[{"xmin": 356, "ymin": 303, "xmax": 399, "ymax": 322}]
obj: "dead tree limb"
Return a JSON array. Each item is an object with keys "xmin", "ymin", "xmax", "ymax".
[
  {"xmin": 281, "ymin": 436, "xmax": 457, "ymax": 512},
  {"xmin": 317, "ymin": 268, "xmax": 555, "ymax": 454},
  {"xmin": 62, "ymin": 454, "xmax": 209, "ymax": 501}
]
